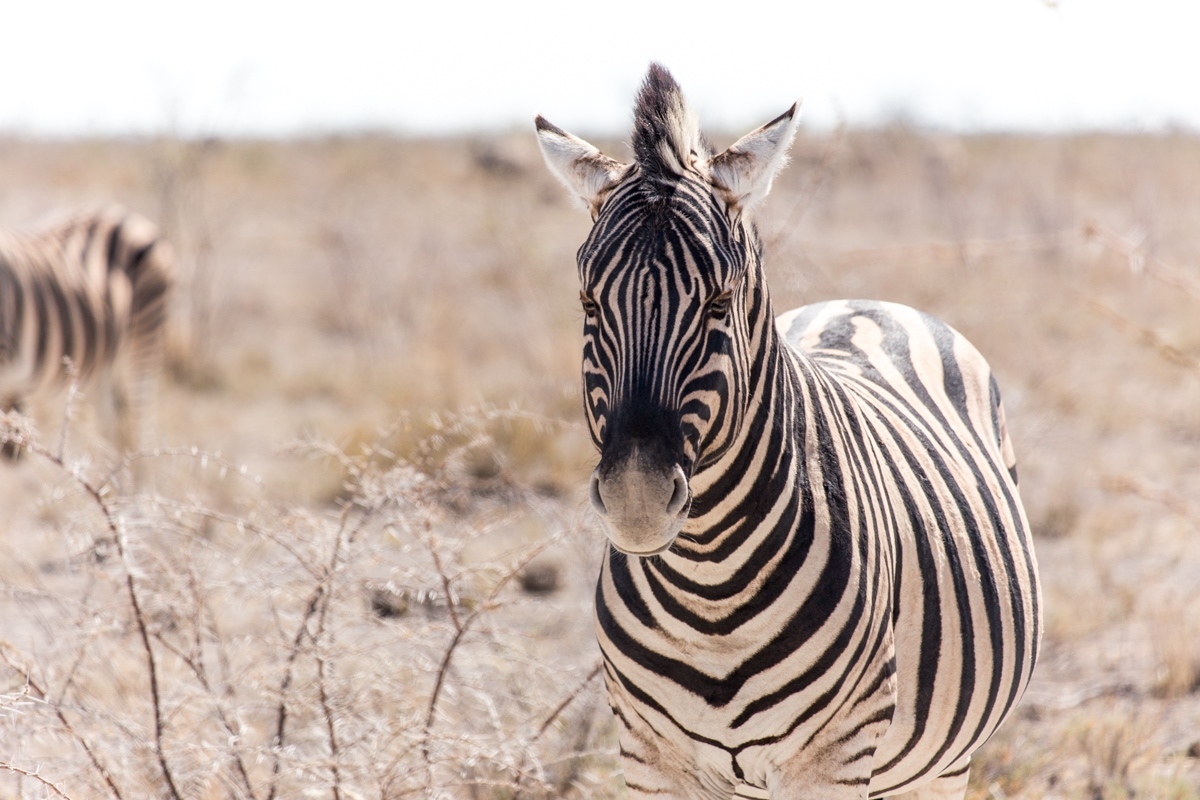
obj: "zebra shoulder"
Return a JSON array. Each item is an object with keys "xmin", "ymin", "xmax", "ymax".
[{"xmin": 776, "ymin": 298, "xmax": 1013, "ymax": 469}]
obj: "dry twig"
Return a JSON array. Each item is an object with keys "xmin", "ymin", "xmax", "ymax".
[
  {"xmin": 3, "ymin": 431, "xmax": 183, "ymax": 800},
  {"xmin": 1083, "ymin": 220, "xmax": 1200, "ymax": 303},
  {"xmin": 0, "ymin": 763, "xmax": 76, "ymax": 800},
  {"xmin": 0, "ymin": 644, "xmax": 123, "ymax": 800}
]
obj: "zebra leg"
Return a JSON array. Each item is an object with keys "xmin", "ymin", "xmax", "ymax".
[
  {"xmin": 103, "ymin": 338, "xmax": 159, "ymax": 485},
  {"xmin": 1, "ymin": 397, "xmax": 24, "ymax": 460},
  {"xmin": 769, "ymin": 643, "xmax": 899, "ymax": 799},
  {"xmin": 91, "ymin": 368, "xmax": 128, "ymax": 453},
  {"xmin": 109, "ymin": 367, "xmax": 135, "ymax": 454},
  {"xmin": 615, "ymin": 729, "xmax": 737, "ymax": 800},
  {"xmin": 767, "ymin": 756, "xmax": 874, "ymax": 800},
  {"xmin": 609, "ymin": 699, "xmax": 736, "ymax": 799},
  {"xmin": 767, "ymin": 724, "xmax": 890, "ymax": 799},
  {"xmin": 885, "ymin": 762, "xmax": 970, "ymax": 800},
  {"xmin": 619, "ymin": 756, "xmax": 735, "ymax": 800}
]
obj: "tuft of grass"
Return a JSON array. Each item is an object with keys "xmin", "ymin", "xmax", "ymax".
[
  {"xmin": 1072, "ymin": 712, "xmax": 1151, "ymax": 800},
  {"xmin": 1149, "ymin": 603, "xmax": 1200, "ymax": 698},
  {"xmin": 966, "ymin": 724, "xmax": 1044, "ymax": 799}
]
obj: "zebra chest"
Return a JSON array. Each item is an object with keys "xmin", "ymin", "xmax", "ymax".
[{"xmin": 595, "ymin": 513, "xmax": 887, "ymax": 740}]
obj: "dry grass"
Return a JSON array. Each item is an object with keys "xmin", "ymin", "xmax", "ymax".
[{"xmin": 0, "ymin": 127, "xmax": 1199, "ymax": 797}]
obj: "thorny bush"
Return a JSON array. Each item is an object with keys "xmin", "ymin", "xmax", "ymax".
[{"xmin": 0, "ymin": 408, "xmax": 618, "ymax": 800}]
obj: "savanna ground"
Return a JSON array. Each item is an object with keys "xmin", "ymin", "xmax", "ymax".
[{"xmin": 0, "ymin": 126, "xmax": 1198, "ymax": 799}]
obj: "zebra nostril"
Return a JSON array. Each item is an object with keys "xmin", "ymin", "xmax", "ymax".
[
  {"xmin": 589, "ymin": 468, "xmax": 608, "ymax": 516},
  {"xmin": 666, "ymin": 465, "xmax": 689, "ymax": 517}
]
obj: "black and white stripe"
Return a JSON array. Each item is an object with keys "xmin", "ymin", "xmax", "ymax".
[
  {"xmin": 537, "ymin": 65, "xmax": 1040, "ymax": 799},
  {"xmin": 0, "ymin": 206, "xmax": 174, "ymax": 456}
]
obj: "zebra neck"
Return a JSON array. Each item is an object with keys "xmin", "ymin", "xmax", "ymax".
[{"xmin": 680, "ymin": 284, "xmax": 806, "ymax": 561}]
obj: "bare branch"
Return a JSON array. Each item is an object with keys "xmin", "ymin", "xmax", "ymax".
[
  {"xmin": 265, "ymin": 582, "xmax": 324, "ymax": 800},
  {"xmin": 420, "ymin": 531, "xmax": 564, "ymax": 775},
  {"xmin": 0, "ymin": 763, "xmax": 76, "ymax": 800},
  {"xmin": 11, "ymin": 439, "xmax": 183, "ymax": 800},
  {"xmin": 0, "ymin": 643, "xmax": 124, "ymax": 800},
  {"xmin": 426, "ymin": 530, "xmax": 462, "ymax": 633},
  {"xmin": 1101, "ymin": 474, "xmax": 1200, "ymax": 530},
  {"xmin": 532, "ymin": 660, "xmax": 603, "ymax": 743},
  {"xmin": 151, "ymin": 636, "xmax": 259, "ymax": 797},
  {"xmin": 313, "ymin": 585, "xmax": 343, "ymax": 800},
  {"xmin": 1083, "ymin": 220, "xmax": 1200, "ymax": 302},
  {"xmin": 1083, "ymin": 296, "xmax": 1200, "ymax": 377}
]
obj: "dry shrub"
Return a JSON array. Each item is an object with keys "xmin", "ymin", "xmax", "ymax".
[{"xmin": 0, "ymin": 410, "xmax": 618, "ymax": 800}]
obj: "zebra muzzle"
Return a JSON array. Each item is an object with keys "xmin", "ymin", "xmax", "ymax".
[{"xmin": 589, "ymin": 461, "xmax": 690, "ymax": 556}]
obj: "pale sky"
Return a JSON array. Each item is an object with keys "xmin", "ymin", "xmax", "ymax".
[{"xmin": 2, "ymin": 0, "xmax": 1197, "ymax": 137}]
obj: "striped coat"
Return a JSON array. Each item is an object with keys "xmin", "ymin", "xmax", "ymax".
[
  {"xmin": 0, "ymin": 206, "xmax": 174, "ymax": 458},
  {"xmin": 537, "ymin": 65, "xmax": 1040, "ymax": 799}
]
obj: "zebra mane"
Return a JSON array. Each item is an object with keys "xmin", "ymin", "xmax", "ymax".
[{"xmin": 632, "ymin": 64, "xmax": 710, "ymax": 187}]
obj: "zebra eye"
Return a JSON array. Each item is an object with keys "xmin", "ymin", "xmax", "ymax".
[
  {"xmin": 580, "ymin": 292, "xmax": 598, "ymax": 316},
  {"xmin": 707, "ymin": 290, "xmax": 733, "ymax": 319}
]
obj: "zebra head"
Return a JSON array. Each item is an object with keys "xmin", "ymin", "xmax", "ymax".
[{"xmin": 537, "ymin": 64, "xmax": 800, "ymax": 556}]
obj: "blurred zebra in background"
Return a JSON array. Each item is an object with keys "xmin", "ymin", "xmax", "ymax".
[
  {"xmin": 0, "ymin": 206, "xmax": 175, "ymax": 460},
  {"xmin": 536, "ymin": 65, "xmax": 1040, "ymax": 799}
]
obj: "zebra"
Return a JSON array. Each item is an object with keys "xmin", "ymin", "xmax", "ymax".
[
  {"xmin": 0, "ymin": 206, "xmax": 175, "ymax": 460},
  {"xmin": 535, "ymin": 65, "xmax": 1040, "ymax": 799}
]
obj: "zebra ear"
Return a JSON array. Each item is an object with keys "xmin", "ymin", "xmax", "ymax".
[
  {"xmin": 535, "ymin": 115, "xmax": 627, "ymax": 216},
  {"xmin": 710, "ymin": 102, "xmax": 801, "ymax": 214}
]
